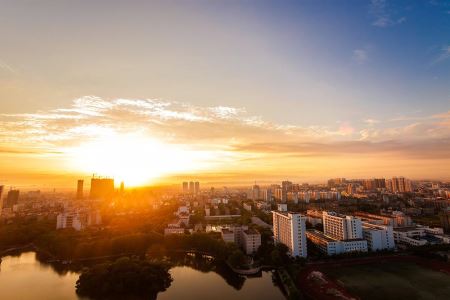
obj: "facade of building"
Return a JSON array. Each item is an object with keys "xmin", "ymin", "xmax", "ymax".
[
  {"xmin": 194, "ymin": 181, "xmax": 200, "ymax": 194},
  {"xmin": 77, "ymin": 180, "xmax": 84, "ymax": 199},
  {"xmin": 323, "ymin": 211, "xmax": 363, "ymax": 240},
  {"xmin": 242, "ymin": 229, "xmax": 262, "ymax": 254},
  {"xmin": 182, "ymin": 182, "xmax": 189, "ymax": 193},
  {"xmin": 272, "ymin": 211, "xmax": 307, "ymax": 257},
  {"xmin": 221, "ymin": 228, "xmax": 235, "ymax": 243},
  {"xmin": 56, "ymin": 209, "xmax": 102, "ymax": 231},
  {"xmin": 4, "ymin": 190, "xmax": 19, "ymax": 208},
  {"xmin": 306, "ymin": 230, "xmax": 368, "ymax": 255},
  {"xmin": 393, "ymin": 226, "xmax": 448, "ymax": 246},
  {"xmin": 362, "ymin": 222, "xmax": 395, "ymax": 251},
  {"xmin": 90, "ymin": 177, "xmax": 114, "ymax": 200}
]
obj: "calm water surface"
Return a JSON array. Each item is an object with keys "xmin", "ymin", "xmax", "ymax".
[{"xmin": 0, "ymin": 252, "xmax": 285, "ymax": 300}]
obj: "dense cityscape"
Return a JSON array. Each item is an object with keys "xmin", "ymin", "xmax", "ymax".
[{"xmin": 1, "ymin": 176, "xmax": 450, "ymax": 299}]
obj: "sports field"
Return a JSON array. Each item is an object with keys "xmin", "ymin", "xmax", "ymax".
[{"xmin": 324, "ymin": 262, "xmax": 450, "ymax": 300}]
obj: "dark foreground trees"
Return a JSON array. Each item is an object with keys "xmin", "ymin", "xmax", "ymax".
[{"xmin": 76, "ymin": 257, "xmax": 172, "ymax": 300}]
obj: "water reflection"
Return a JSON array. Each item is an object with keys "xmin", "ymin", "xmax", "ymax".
[
  {"xmin": 0, "ymin": 252, "xmax": 81, "ymax": 300},
  {"xmin": 0, "ymin": 252, "xmax": 285, "ymax": 300}
]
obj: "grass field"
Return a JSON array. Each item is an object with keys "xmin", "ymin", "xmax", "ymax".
[{"xmin": 324, "ymin": 262, "xmax": 450, "ymax": 300}]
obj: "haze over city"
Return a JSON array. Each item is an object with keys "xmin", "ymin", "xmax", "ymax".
[{"xmin": 0, "ymin": 0, "xmax": 449, "ymax": 189}]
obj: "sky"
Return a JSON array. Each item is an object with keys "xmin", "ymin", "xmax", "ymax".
[{"xmin": 0, "ymin": 0, "xmax": 449, "ymax": 188}]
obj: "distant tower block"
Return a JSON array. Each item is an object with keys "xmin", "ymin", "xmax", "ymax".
[
  {"xmin": 77, "ymin": 180, "xmax": 84, "ymax": 199},
  {"xmin": 120, "ymin": 181, "xmax": 125, "ymax": 194}
]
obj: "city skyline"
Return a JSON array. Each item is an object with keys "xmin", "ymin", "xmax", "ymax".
[{"xmin": 1, "ymin": 0, "xmax": 449, "ymax": 188}]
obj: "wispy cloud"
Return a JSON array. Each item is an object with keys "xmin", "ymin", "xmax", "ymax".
[
  {"xmin": 431, "ymin": 45, "xmax": 450, "ymax": 65},
  {"xmin": 0, "ymin": 59, "xmax": 17, "ymax": 74},
  {"xmin": 370, "ymin": 0, "xmax": 406, "ymax": 28},
  {"xmin": 1, "ymin": 97, "xmax": 449, "ymax": 181},
  {"xmin": 364, "ymin": 118, "xmax": 380, "ymax": 126}
]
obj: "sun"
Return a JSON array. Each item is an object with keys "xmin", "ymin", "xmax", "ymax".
[{"xmin": 66, "ymin": 133, "xmax": 213, "ymax": 186}]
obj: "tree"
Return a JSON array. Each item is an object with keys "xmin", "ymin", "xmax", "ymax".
[
  {"xmin": 228, "ymin": 249, "xmax": 247, "ymax": 268},
  {"xmin": 76, "ymin": 257, "xmax": 172, "ymax": 300}
]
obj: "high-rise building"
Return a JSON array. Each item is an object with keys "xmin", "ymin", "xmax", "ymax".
[
  {"xmin": 4, "ymin": 189, "xmax": 19, "ymax": 208},
  {"xmin": 76, "ymin": 180, "xmax": 84, "ymax": 199},
  {"xmin": 388, "ymin": 177, "xmax": 412, "ymax": 193},
  {"xmin": 120, "ymin": 181, "xmax": 125, "ymax": 194},
  {"xmin": 262, "ymin": 189, "xmax": 272, "ymax": 202},
  {"xmin": 362, "ymin": 222, "xmax": 395, "ymax": 251},
  {"xmin": 194, "ymin": 181, "xmax": 200, "ymax": 194},
  {"xmin": 282, "ymin": 180, "xmax": 293, "ymax": 192},
  {"xmin": 0, "ymin": 185, "xmax": 3, "ymax": 213},
  {"xmin": 189, "ymin": 181, "xmax": 195, "ymax": 194},
  {"xmin": 328, "ymin": 178, "xmax": 346, "ymax": 187},
  {"xmin": 347, "ymin": 183, "xmax": 355, "ymax": 195},
  {"xmin": 182, "ymin": 182, "xmax": 189, "ymax": 193},
  {"xmin": 251, "ymin": 184, "xmax": 260, "ymax": 201},
  {"xmin": 323, "ymin": 211, "xmax": 363, "ymax": 240},
  {"xmin": 90, "ymin": 177, "xmax": 114, "ymax": 200},
  {"xmin": 272, "ymin": 211, "xmax": 307, "ymax": 257}
]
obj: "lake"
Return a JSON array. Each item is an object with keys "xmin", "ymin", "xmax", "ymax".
[{"xmin": 0, "ymin": 252, "xmax": 286, "ymax": 300}]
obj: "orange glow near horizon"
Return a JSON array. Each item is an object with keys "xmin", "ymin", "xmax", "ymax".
[{"xmin": 65, "ymin": 133, "xmax": 217, "ymax": 187}]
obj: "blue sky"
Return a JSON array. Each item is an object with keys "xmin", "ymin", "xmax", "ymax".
[{"xmin": 0, "ymin": 0, "xmax": 449, "ymax": 186}]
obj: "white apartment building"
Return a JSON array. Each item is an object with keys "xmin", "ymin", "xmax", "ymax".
[
  {"xmin": 362, "ymin": 222, "xmax": 395, "ymax": 251},
  {"xmin": 56, "ymin": 210, "xmax": 102, "ymax": 231},
  {"xmin": 272, "ymin": 211, "xmax": 307, "ymax": 257},
  {"xmin": 393, "ymin": 225, "xmax": 448, "ymax": 247},
  {"xmin": 221, "ymin": 226, "xmax": 261, "ymax": 255},
  {"xmin": 306, "ymin": 230, "xmax": 368, "ymax": 255},
  {"xmin": 323, "ymin": 211, "xmax": 363, "ymax": 240}
]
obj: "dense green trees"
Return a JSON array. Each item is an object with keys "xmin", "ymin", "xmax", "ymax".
[{"xmin": 76, "ymin": 257, "xmax": 172, "ymax": 299}]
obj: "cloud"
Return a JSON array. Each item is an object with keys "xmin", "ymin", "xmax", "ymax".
[
  {"xmin": 431, "ymin": 45, "xmax": 450, "ymax": 65},
  {"xmin": 0, "ymin": 59, "xmax": 16, "ymax": 74},
  {"xmin": 1, "ymin": 97, "xmax": 449, "ymax": 182},
  {"xmin": 364, "ymin": 118, "xmax": 380, "ymax": 126},
  {"xmin": 353, "ymin": 49, "xmax": 368, "ymax": 64},
  {"xmin": 370, "ymin": 0, "xmax": 406, "ymax": 27}
]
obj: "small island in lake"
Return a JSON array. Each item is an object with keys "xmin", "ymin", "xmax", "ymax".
[{"xmin": 76, "ymin": 257, "xmax": 172, "ymax": 299}]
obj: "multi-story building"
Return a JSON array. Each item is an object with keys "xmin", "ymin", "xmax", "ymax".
[
  {"xmin": 393, "ymin": 225, "xmax": 449, "ymax": 247},
  {"xmin": 77, "ymin": 180, "xmax": 84, "ymax": 199},
  {"xmin": 182, "ymin": 182, "xmax": 189, "ymax": 193},
  {"xmin": 221, "ymin": 228, "xmax": 235, "ymax": 243},
  {"xmin": 56, "ymin": 209, "xmax": 102, "ymax": 231},
  {"xmin": 355, "ymin": 211, "xmax": 412, "ymax": 228},
  {"xmin": 242, "ymin": 229, "xmax": 262, "ymax": 254},
  {"xmin": 274, "ymin": 188, "xmax": 287, "ymax": 202},
  {"xmin": 323, "ymin": 211, "xmax": 363, "ymax": 240},
  {"xmin": 194, "ymin": 181, "xmax": 200, "ymax": 194},
  {"xmin": 189, "ymin": 181, "xmax": 195, "ymax": 194},
  {"xmin": 362, "ymin": 222, "xmax": 395, "ymax": 251},
  {"xmin": 251, "ymin": 184, "xmax": 260, "ymax": 201},
  {"xmin": 90, "ymin": 177, "xmax": 114, "ymax": 200},
  {"xmin": 262, "ymin": 189, "xmax": 272, "ymax": 202},
  {"xmin": 306, "ymin": 230, "xmax": 368, "ymax": 255},
  {"xmin": 4, "ymin": 189, "xmax": 19, "ymax": 208},
  {"xmin": 387, "ymin": 177, "xmax": 413, "ymax": 193},
  {"xmin": 0, "ymin": 185, "xmax": 3, "ymax": 213},
  {"xmin": 272, "ymin": 211, "xmax": 307, "ymax": 257}
]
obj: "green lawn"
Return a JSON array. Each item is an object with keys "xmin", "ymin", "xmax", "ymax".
[{"xmin": 325, "ymin": 262, "xmax": 450, "ymax": 300}]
